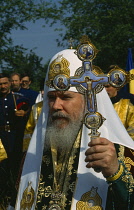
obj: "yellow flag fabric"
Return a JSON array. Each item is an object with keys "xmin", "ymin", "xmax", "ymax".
[{"xmin": 130, "ymin": 69, "xmax": 134, "ymax": 94}]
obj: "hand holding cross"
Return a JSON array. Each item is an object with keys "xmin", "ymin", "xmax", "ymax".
[{"xmin": 52, "ymin": 36, "xmax": 128, "ymax": 172}]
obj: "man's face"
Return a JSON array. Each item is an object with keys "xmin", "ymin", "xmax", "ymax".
[
  {"xmin": 0, "ymin": 77, "xmax": 11, "ymax": 96},
  {"xmin": 11, "ymin": 75, "xmax": 21, "ymax": 91},
  {"xmin": 47, "ymin": 91, "xmax": 85, "ymax": 129},
  {"xmin": 45, "ymin": 90, "xmax": 85, "ymax": 152},
  {"xmin": 21, "ymin": 76, "xmax": 31, "ymax": 89},
  {"xmin": 104, "ymin": 85, "xmax": 117, "ymax": 98}
]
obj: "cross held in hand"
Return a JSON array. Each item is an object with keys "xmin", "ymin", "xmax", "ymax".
[
  {"xmin": 70, "ymin": 61, "xmax": 108, "ymax": 113},
  {"xmin": 52, "ymin": 36, "xmax": 128, "ymax": 136}
]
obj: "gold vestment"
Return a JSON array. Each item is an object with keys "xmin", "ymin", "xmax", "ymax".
[
  {"xmin": 113, "ymin": 99, "xmax": 134, "ymax": 140},
  {"xmin": 23, "ymin": 101, "xmax": 43, "ymax": 151}
]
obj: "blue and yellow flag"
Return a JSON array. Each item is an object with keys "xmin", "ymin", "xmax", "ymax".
[{"xmin": 126, "ymin": 48, "xmax": 134, "ymax": 94}]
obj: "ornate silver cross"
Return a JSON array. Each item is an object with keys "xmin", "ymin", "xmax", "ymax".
[{"xmin": 52, "ymin": 35, "xmax": 128, "ymax": 139}]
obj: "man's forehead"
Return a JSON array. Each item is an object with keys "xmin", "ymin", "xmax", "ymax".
[
  {"xmin": 22, "ymin": 76, "xmax": 30, "ymax": 81},
  {"xmin": 47, "ymin": 90, "xmax": 81, "ymax": 96},
  {"xmin": 11, "ymin": 75, "xmax": 20, "ymax": 80},
  {"xmin": 0, "ymin": 77, "xmax": 10, "ymax": 82}
]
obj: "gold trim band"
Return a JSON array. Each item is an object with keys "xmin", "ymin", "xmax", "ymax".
[{"xmin": 106, "ymin": 164, "xmax": 124, "ymax": 182}]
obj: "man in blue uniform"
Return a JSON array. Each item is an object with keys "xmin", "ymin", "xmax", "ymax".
[
  {"xmin": 0, "ymin": 73, "xmax": 29, "ymax": 156},
  {"xmin": 0, "ymin": 73, "xmax": 29, "ymax": 207}
]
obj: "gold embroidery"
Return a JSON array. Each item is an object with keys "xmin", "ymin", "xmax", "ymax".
[
  {"xmin": 42, "ymin": 155, "xmax": 51, "ymax": 166},
  {"xmin": 37, "ymin": 174, "xmax": 53, "ymax": 203},
  {"xmin": 36, "ymin": 130, "xmax": 82, "ymax": 209},
  {"xmin": 114, "ymin": 99, "xmax": 134, "ymax": 140},
  {"xmin": 113, "ymin": 99, "xmax": 129, "ymax": 126},
  {"xmin": 41, "ymin": 205, "xmax": 47, "ymax": 210},
  {"xmin": 107, "ymin": 164, "xmax": 124, "ymax": 182},
  {"xmin": 20, "ymin": 181, "xmax": 35, "ymax": 209},
  {"xmin": 48, "ymin": 174, "xmax": 53, "ymax": 180},
  {"xmin": 61, "ymin": 130, "xmax": 82, "ymax": 208},
  {"xmin": 37, "ymin": 183, "xmax": 45, "ymax": 202},
  {"xmin": 76, "ymin": 187, "xmax": 102, "ymax": 210},
  {"xmin": 69, "ymin": 181, "xmax": 76, "ymax": 193},
  {"xmin": 124, "ymin": 157, "xmax": 134, "ymax": 171},
  {"xmin": 130, "ymin": 149, "xmax": 134, "ymax": 155},
  {"xmin": 122, "ymin": 174, "xmax": 134, "ymax": 193},
  {"xmin": 118, "ymin": 145, "xmax": 125, "ymax": 162},
  {"xmin": 0, "ymin": 139, "xmax": 7, "ymax": 161},
  {"xmin": 118, "ymin": 145, "xmax": 134, "ymax": 192},
  {"xmin": 46, "ymin": 55, "xmax": 70, "ymax": 87},
  {"xmin": 118, "ymin": 145, "xmax": 134, "ymax": 172},
  {"xmin": 37, "ymin": 175, "xmax": 45, "ymax": 203},
  {"xmin": 44, "ymin": 186, "xmax": 53, "ymax": 197}
]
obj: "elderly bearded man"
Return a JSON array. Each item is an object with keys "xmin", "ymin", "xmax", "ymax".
[{"xmin": 14, "ymin": 49, "xmax": 134, "ymax": 210}]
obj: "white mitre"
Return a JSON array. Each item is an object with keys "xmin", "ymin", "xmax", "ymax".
[{"xmin": 14, "ymin": 49, "xmax": 134, "ymax": 210}]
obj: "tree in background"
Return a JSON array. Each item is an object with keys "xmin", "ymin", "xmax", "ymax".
[
  {"xmin": 1, "ymin": 0, "xmax": 51, "ymax": 90},
  {"xmin": 39, "ymin": 0, "xmax": 134, "ymax": 71},
  {"xmin": 1, "ymin": 0, "xmax": 134, "ymax": 79},
  {"xmin": 1, "ymin": 46, "xmax": 47, "ymax": 90}
]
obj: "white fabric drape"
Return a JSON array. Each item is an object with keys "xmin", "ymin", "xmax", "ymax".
[{"xmin": 14, "ymin": 49, "xmax": 134, "ymax": 210}]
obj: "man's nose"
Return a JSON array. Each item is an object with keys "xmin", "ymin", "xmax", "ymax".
[{"xmin": 52, "ymin": 97, "xmax": 63, "ymax": 111}]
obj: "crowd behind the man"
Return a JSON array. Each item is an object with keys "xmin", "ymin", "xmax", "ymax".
[{"xmin": 0, "ymin": 72, "xmax": 44, "ymax": 207}]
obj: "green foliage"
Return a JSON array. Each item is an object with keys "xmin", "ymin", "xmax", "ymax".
[
  {"xmin": 1, "ymin": 46, "xmax": 48, "ymax": 91},
  {"xmin": 0, "ymin": 0, "xmax": 59, "ymax": 50},
  {"xmin": 41, "ymin": 0, "xmax": 134, "ymax": 71},
  {"xmin": 1, "ymin": 0, "xmax": 134, "ymax": 86},
  {"xmin": 0, "ymin": 0, "xmax": 50, "ymax": 90}
]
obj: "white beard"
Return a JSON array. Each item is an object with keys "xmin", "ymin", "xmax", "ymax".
[{"xmin": 44, "ymin": 111, "xmax": 84, "ymax": 153}]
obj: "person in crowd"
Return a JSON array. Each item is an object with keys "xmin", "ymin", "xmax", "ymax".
[
  {"xmin": 23, "ymin": 78, "xmax": 45, "ymax": 151},
  {"xmin": 10, "ymin": 72, "xmax": 22, "ymax": 92},
  {"xmin": 0, "ymin": 73, "xmax": 30, "ymax": 208},
  {"xmin": 118, "ymin": 87, "xmax": 134, "ymax": 104},
  {"xmin": 10, "ymin": 72, "xmax": 38, "ymax": 107},
  {"xmin": 21, "ymin": 73, "xmax": 38, "ymax": 103},
  {"xmin": 0, "ymin": 73, "xmax": 30, "ymax": 158},
  {"xmin": 104, "ymin": 83, "xmax": 134, "ymax": 141},
  {"xmin": 21, "ymin": 74, "xmax": 32, "ymax": 90},
  {"xmin": 104, "ymin": 64, "xmax": 134, "ymax": 141},
  {"xmin": 12, "ymin": 49, "xmax": 134, "ymax": 210}
]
